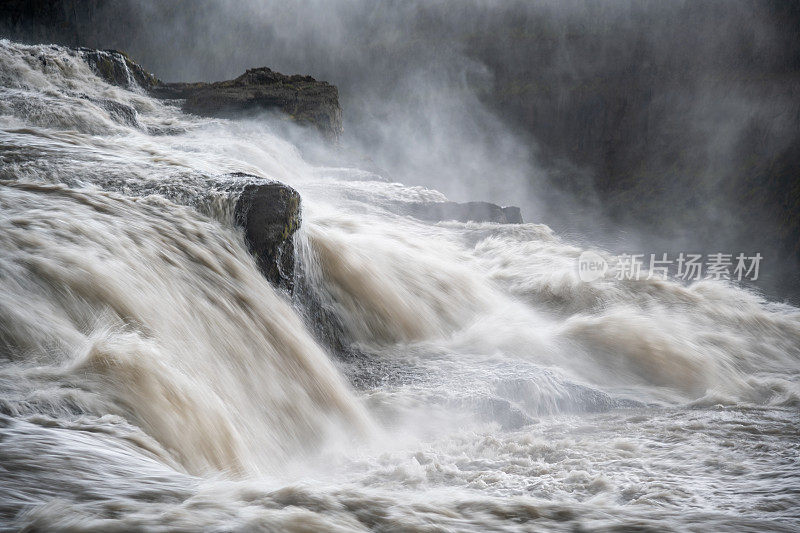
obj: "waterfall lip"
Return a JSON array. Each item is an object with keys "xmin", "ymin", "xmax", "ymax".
[{"xmin": 1, "ymin": 172, "xmax": 302, "ymax": 292}]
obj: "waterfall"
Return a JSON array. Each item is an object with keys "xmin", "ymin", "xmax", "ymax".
[{"xmin": 0, "ymin": 39, "xmax": 798, "ymax": 532}]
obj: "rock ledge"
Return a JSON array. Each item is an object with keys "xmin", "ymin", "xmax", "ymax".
[{"xmin": 78, "ymin": 48, "xmax": 342, "ymax": 140}]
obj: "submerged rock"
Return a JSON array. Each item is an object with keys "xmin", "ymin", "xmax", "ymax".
[{"xmin": 397, "ymin": 201, "xmax": 524, "ymax": 224}]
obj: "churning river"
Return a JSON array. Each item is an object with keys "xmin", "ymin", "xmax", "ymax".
[{"xmin": 0, "ymin": 41, "xmax": 798, "ymax": 532}]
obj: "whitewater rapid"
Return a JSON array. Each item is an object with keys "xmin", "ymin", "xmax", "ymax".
[{"xmin": 1, "ymin": 41, "xmax": 799, "ymax": 532}]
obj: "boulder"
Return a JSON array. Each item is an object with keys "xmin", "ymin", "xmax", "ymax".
[{"xmin": 232, "ymin": 175, "xmax": 301, "ymax": 292}]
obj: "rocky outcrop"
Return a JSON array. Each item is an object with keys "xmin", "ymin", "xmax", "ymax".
[
  {"xmin": 395, "ymin": 201, "xmax": 523, "ymax": 224},
  {"xmin": 72, "ymin": 46, "xmax": 342, "ymax": 140},
  {"xmin": 152, "ymin": 68, "xmax": 343, "ymax": 140}
]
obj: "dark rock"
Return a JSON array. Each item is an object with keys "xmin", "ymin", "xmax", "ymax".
[
  {"xmin": 151, "ymin": 67, "xmax": 343, "ymax": 140},
  {"xmin": 232, "ymin": 174, "xmax": 301, "ymax": 292},
  {"xmin": 396, "ymin": 201, "xmax": 524, "ymax": 224},
  {"xmin": 78, "ymin": 48, "xmax": 159, "ymax": 90},
  {"xmin": 72, "ymin": 45, "xmax": 342, "ymax": 140}
]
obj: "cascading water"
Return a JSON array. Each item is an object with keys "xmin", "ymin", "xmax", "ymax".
[{"xmin": 1, "ymin": 40, "xmax": 799, "ymax": 532}]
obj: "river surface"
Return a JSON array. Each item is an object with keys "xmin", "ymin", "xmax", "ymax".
[{"xmin": 0, "ymin": 41, "xmax": 798, "ymax": 532}]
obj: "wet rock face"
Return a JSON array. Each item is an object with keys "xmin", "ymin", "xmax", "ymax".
[
  {"xmin": 396, "ymin": 201, "xmax": 524, "ymax": 224},
  {"xmin": 232, "ymin": 175, "xmax": 301, "ymax": 293},
  {"xmin": 79, "ymin": 48, "xmax": 159, "ymax": 90},
  {"xmin": 151, "ymin": 67, "xmax": 343, "ymax": 140}
]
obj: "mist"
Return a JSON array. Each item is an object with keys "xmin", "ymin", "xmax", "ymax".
[
  {"xmin": 3, "ymin": 2, "xmax": 800, "ymax": 529},
  {"xmin": 4, "ymin": 0, "xmax": 798, "ymax": 300}
]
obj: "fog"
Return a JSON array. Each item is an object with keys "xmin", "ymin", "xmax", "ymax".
[{"xmin": 4, "ymin": 0, "xmax": 798, "ymax": 300}]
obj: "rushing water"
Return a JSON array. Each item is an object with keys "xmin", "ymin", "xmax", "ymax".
[{"xmin": 0, "ymin": 41, "xmax": 798, "ymax": 532}]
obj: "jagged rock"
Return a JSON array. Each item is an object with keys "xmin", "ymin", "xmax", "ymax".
[{"xmin": 396, "ymin": 201, "xmax": 523, "ymax": 224}]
